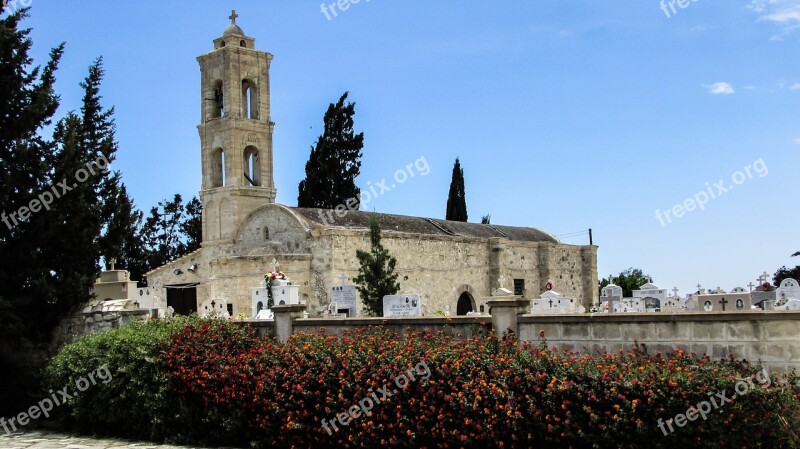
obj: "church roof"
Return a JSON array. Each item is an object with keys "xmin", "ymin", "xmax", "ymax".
[{"xmin": 291, "ymin": 208, "xmax": 559, "ymax": 243}]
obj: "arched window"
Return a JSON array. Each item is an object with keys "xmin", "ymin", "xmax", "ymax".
[
  {"xmin": 212, "ymin": 148, "xmax": 225, "ymax": 187},
  {"xmin": 240, "ymin": 40, "xmax": 247, "ymax": 47},
  {"xmin": 211, "ymin": 80, "xmax": 223, "ymax": 119},
  {"xmin": 242, "ymin": 79, "xmax": 257, "ymax": 119},
  {"xmin": 243, "ymin": 146, "xmax": 260, "ymax": 186}
]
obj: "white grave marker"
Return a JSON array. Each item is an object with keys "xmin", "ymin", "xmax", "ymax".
[
  {"xmin": 330, "ymin": 274, "xmax": 357, "ymax": 317},
  {"xmin": 200, "ymin": 298, "xmax": 229, "ymax": 318},
  {"xmin": 383, "ymin": 294, "xmax": 422, "ymax": 317}
]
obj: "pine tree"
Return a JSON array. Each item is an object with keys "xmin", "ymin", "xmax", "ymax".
[
  {"xmin": 139, "ymin": 194, "xmax": 201, "ymax": 274},
  {"xmin": 353, "ymin": 215, "xmax": 400, "ymax": 316},
  {"xmin": 182, "ymin": 196, "xmax": 203, "ymax": 253},
  {"xmin": 298, "ymin": 92, "xmax": 363, "ymax": 209},
  {"xmin": 446, "ymin": 158, "xmax": 468, "ymax": 222}
]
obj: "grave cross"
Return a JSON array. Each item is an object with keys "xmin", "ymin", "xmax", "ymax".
[
  {"xmin": 697, "ymin": 284, "xmax": 702, "ymax": 293},
  {"xmin": 747, "ymin": 282, "xmax": 755, "ymax": 292},
  {"xmin": 672, "ymin": 287, "xmax": 679, "ymax": 297},
  {"xmin": 548, "ymin": 298, "xmax": 554, "ymax": 308},
  {"xmin": 339, "ymin": 273, "xmax": 348, "ymax": 286},
  {"xmin": 109, "ymin": 257, "xmax": 116, "ymax": 271},
  {"xmin": 718, "ymin": 297, "xmax": 728, "ymax": 311},
  {"xmin": 229, "ymin": 10, "xmax": 239, "ymax": 24}
]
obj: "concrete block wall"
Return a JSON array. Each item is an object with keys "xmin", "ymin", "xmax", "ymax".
[{"xmin": 518, "ymin": 312, "xmax": 800, "ymax": 373}]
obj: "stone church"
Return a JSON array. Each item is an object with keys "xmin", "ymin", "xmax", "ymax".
[{"xmin": 146, "ymin": 12, "xmax": 598, "ymax": 317}]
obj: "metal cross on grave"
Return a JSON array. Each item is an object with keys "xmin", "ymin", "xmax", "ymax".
[
  {"xmin": 548, "ymin": 298, "xmax": 554, "ymax": 308},
  {"xmin": 229, "ymin": 10, "xmax": 239, "ymax": 24},
  {"xmin": 747, "ymin": 282, "xmax": 755, "ymax": 292},
  {"xmin": 718, "ymin": 297, "xmax": 728, "ymax": 311}
]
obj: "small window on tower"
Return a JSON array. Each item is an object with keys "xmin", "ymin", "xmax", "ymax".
[
  {"xmin": 240, "ymin": 40, "xmax": 246, "ymax": 47},
  {"xmin": 513, "ymin": 279, "xmax": 525, "ymax": 296},
  {"xmin": 264, "ymin": 227, "xmax": 270, "ymax": 241}
]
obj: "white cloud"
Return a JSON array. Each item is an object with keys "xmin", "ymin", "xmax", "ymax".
[
  {"xmin": 792, "ymin": 83, "xmax": 800, "ymax": 90},
  {"xmin": 704, "ymin": 82, "xmax": 736, "ymax": 95},
  {"xmin": 795, "ymin": 137, "xmax": 800, "ymax": 145},
  {"xmin": 749, "ymin": 1, "xmax": 800, "ymax": 36},
  {"xmin": 762, "ymin": 5, "xmax": 800, "ymax": 23}
]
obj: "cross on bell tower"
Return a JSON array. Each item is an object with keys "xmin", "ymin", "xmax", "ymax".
[{"xmin": 197, "ymin": 11, "xmax": 277, "ymax": 245}]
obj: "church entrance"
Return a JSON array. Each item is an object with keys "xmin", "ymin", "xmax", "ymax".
[
  {"xmin": 167, "ymin": 284, "xmax": 198, "ymax": 316},
  {"xmin": 457, "ymin": 292, "xmax": 474, "ymax": 316}
]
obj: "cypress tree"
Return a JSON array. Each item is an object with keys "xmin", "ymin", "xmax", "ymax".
[
  {"xmin": 298, "ymin": 92, "xmax": 363, "ymax": 209},
  {"xmin": 353, "ymin": 215, "xmax": 400, "ymax": 316},
  {"xmin": 446, "ymin": 158, "xmax": 468, "ymax": 222}
]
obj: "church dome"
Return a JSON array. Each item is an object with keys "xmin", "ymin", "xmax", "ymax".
[{"xmin": 223, "ymin": 23, "xmax": 245, "ymax": 37}]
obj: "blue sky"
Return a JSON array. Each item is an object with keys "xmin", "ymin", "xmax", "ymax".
[{"xmin": 14, "ymin": 0, "xmax": 800, "ymax": 296}]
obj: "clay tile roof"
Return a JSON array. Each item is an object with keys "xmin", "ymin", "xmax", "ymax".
[{"xmin": 291, "ymin": 208, "xmax": 559, "ymax": 243}]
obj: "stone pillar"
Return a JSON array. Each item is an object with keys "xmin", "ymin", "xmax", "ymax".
[
  {"xmin": 271, "ymin": 303, "xmax": 307, "ymax": 342},
  {"xmin": 486, "ymin": 290, "xmax": 529, "ymax": 337}
]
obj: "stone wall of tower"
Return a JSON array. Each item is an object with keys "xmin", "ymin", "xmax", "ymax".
[{"xmin": 196, "ymin": 26, "xmax": 276, "ymax": 246}]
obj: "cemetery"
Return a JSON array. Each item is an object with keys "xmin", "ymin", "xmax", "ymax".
[{"xmin": 3, "ymin": 5, "xmax": 800, "ymax": 449}]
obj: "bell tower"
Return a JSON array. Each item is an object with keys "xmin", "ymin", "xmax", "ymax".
[{"xmin": 197, "ymin": 10, "xmax": 276, "ymax": 245}]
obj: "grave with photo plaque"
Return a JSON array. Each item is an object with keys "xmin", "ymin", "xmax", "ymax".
[
  {"xmin": 330, "ymin": 274, "xmax": 357, "ymax": 317},
  {"xmin": 383, "ymin": 294, "xmax": 422, "ymax": 317}
]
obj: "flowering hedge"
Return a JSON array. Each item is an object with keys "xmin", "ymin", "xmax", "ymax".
[{"xmin": 46, "ymin": 319, "xmax": 800, "ymax": 448}]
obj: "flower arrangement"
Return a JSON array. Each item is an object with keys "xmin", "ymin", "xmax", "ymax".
[{"xmin": 264, "ymin": 270, "xmax": 286, "ymax": 309}]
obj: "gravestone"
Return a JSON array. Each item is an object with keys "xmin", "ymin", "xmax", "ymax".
[
  {"xmin": 383, "ymin": 294, "xmax": 422, "ymax": 317},
  {"xmin": 330, "ymin": 274, "xmax": 357, "ymax": 317},
  {"xmin": 776, "ymin": 278, "xmax": 800, "ymax": 302},
  {"xmin": 199, "ymin": 298, "xmax": 229, "ymax": 318},
  {"xmin": 271, "ymin": 278, "xmax": 300, "ymax": 305},
  {"xmin": 775, "ymin": 299, "xmax": 800, "ymax": 311},
  {"xmin": 600, "ymin": 283, "xmax": 623, "ymax": 313},
  {"xmin": 633, "ymin": 283, "xmax": 667, "ymax": 311},
  {"xmin": 696, "ymin": 291, "xmax": 752, "ymax": 312},
  {"xmin": 531, "ymin": 290, "xmax": 584, "ymax": 314},
  {"xmin": 251, "ymin": 287, "xmax": 271, "ymax": 318},
  {"xmin": 662, "ymin": 295, "xmax": 686, "ymax": 312}
]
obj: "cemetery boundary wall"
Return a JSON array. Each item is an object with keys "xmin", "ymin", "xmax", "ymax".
[{"xmin": 253, "ymin": 302, "xmax": 800, "ymax": 374}]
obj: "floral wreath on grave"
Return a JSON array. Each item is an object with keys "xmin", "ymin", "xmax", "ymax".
[
  {"xmin": 264, "ymin": 270, "xmax": 287, "ymax": 309},
  {"xmin": 762, "ymin": 282, "xmax": 772, "ymax": 292}
]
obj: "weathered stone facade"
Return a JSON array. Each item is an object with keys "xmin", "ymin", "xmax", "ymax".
[{"xmin": 146, "ymin": 13, "xmax": 598, "ymax": 317}]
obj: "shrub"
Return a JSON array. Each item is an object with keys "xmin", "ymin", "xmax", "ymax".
[
  {"xmin": 43, "ymin": 316, "xmax": 197, "ymax": 440},
  {"xmin": 45, "ymin": 320, "xmax": 800, "ymax": 448}
]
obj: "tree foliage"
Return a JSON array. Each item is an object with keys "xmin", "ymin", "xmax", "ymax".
[
  {"xmin": 298, "ymin": 92, "xmax": 363, "ymax": 209},
  {"xmin": 598, "ymin": 268, "xmax": 653, "ymax": 298},
  {"xmin": 353, "ymin": 215, "xmax": 400, "ymax": 316},
  {"xmin": 446, "ymin": 158, "xmax": 467, "ymax": 222},
  {"xmin": 136, "ymin": 194, "xmax": 201, "ymax": 283}
]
